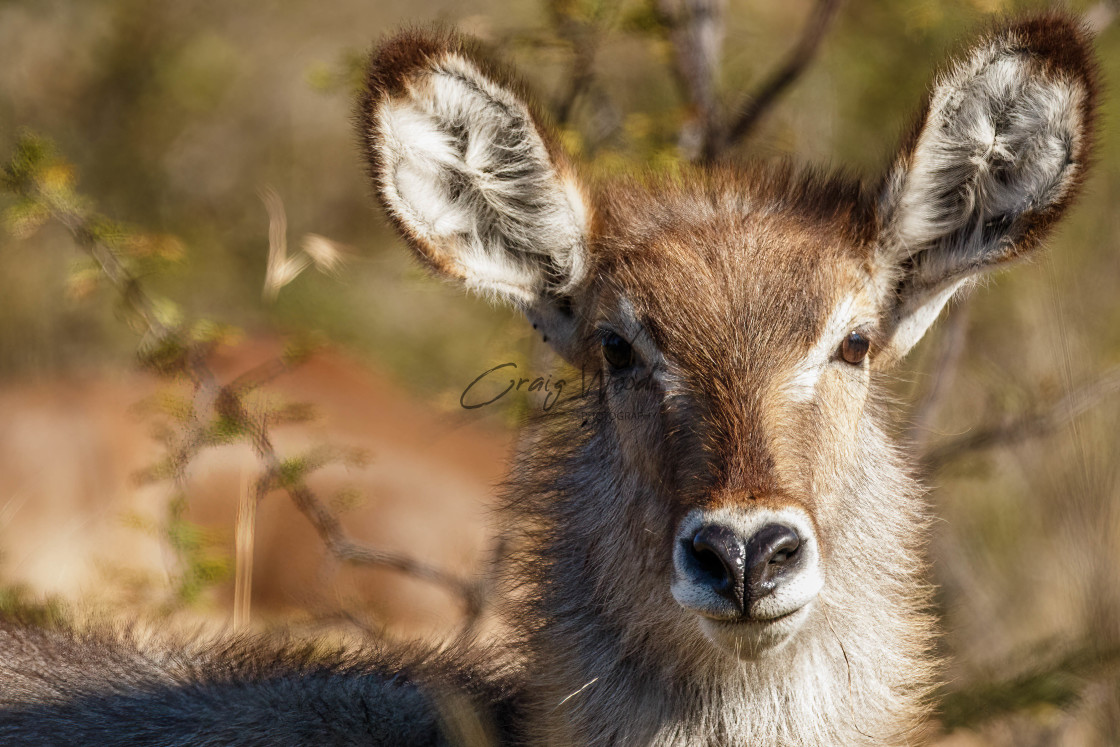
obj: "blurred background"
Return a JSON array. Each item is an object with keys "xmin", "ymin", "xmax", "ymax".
[{"xmin": 1, "ymin": 0, "xmax": 1119, "ymax": 743}]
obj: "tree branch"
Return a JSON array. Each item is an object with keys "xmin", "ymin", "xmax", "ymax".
[
  {"xmin": 242, "ymin": 417, "xmax": 484, "ymax": 620},
  {"xmin": 922, "ymin": 365, "xmax": 1120, "ymax": 473},
  {"xmin": 655, "ymin": 0, "xmax": 728, "ymax": 161},
  {"xmin": 8, "ymin": 147, "xmax": 489, "ymax": 629},
  {"xmin": 724, "ymin": 0, "xmax": 842, "ymax": 151}
]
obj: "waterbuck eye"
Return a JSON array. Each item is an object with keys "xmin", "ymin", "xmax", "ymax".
[
  {"xmin": 601, "ymin": 332, "xmax": 634, "ymax": 370},
  {"xmin": 840, "ymin": 331, "xmax": 870, "ymax": 365}
]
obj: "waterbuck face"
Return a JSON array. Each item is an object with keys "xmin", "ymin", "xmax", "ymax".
[
  {"xmin": 361, "ymin": 18, "xmax": 1095, "ymax": 661},
  {"xmin": 581, "ymin": 179, "xmax": 880, "ymax": 657}
]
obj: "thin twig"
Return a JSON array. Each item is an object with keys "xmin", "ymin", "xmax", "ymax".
[
  {"xmin": 233, "ymin": 468, "xmax": 255, "ymax": 632},
  {"xmin": 922, "ymin": 365, "xmax": 1120, "ymax": 472},
  {"xmin": 53, "ymin": 212, "xmax": 174, "ymax": 342},
  {"xmin": 724, "ymin": 0, "xmax": 842, "ymax": 152},
  {"xmin": 225, "ymin": 356, "xmax": 297, "ymax": 397},
  {"xmin": 225, "ymin": 365, "xmax": 484, "ymax": 620}
]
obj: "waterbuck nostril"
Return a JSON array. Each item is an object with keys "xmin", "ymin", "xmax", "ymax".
[
  {"xmin": 681, "ymin": 522, "xmax": 808, "ymax": 616},
  {"xmin": 744, "ymin": 524, "xmax": 801, "ymax": 600},
  {"xmin": 689, "ymin": 525, "xmax": 747, "ymax": 608}
]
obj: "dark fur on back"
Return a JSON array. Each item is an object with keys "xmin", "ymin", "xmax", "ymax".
[{"xmin": 0, "ymin": 621, "xmax": 522, "ymax": 746}]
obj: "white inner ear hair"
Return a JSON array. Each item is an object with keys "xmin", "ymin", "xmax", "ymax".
[
  {"xmin": 373, "ymin": 54, "xmax": 587, "ymax": 305},
  {"xmin": 881, "ymin": 36, "xmax": 1085, "ymax": 293}
]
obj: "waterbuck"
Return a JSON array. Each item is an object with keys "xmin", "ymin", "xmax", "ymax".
[{"xmin": 0, "ymin": 13, "xmax": 1099, "ymax": 746}]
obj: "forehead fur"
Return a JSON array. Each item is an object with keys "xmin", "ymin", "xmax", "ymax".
[{"xmin": 590, "ymin": 164, "xmax": 877, "ymax": 357}]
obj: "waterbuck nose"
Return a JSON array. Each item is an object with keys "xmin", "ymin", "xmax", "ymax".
[
  {"xmin": 688, "ymin": 523, "xmax": 802, "ymax": 612},
  {"xmin": 690, "ymin": 525, "xmax": 746, "ymax": 607},
  {"xmin": 743, "ymin": 524, "xmax": 801, "ymax": 601}
]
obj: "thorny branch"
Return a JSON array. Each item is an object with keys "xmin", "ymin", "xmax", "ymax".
[
  {"xmin": 55, "ymin": 212, "xmax": 175, "ymax": 343},
  {"xmin": 6, "ymin": 141, "xmax": 488, "ymax": 632},
  {"xmin": 230, "ymin": 395, "xmax": 485, "ymax": 619}
]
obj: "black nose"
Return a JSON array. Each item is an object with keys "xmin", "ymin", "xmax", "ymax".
[
  {"xmin": 689, "ymin": 525, "xmax": 746, "ymax": 607},
  {"xmin": 743, "ymin": 523, "xmax": 801, "ymax": 601},
  {"xmin": 687, "ymin": 523, "xmax": 801, "ymax": 612}
]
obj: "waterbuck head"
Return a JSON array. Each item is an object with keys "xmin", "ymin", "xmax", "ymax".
[{"xmin": 360, "ymin": 16, "xmax": 1096, "ymax": 739}]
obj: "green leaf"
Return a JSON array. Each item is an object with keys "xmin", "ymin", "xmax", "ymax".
[
  {"xmin": 0, "ymin": 585, "xmax": 67, "ymax": 629},
  {"xmin": 190, "ymin": 318, "xmax": 242, "ymax": 346},
  {"xmin": 2, "ymin": 198, "xmax": 49, "ymax": 238},
  {"xmin": 66, "ymin": 262, "xmax": 104, "ymax": 300},
  {"xmin": 149, "ymin": 296, "xmax": 183, "ymax": 329},
  {"xmin": 2, "ymin": 131, "xmax": 56, "ymax": 193},
  {"xmin": 138, "ymin": 334, "xmax": 188, "ymax": 376},
  {"xmin": 278, "ymin": 456, "xmax": 311, "ymax": 487}
]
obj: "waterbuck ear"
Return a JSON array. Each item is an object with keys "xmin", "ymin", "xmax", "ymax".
[
  {"xmin": 872, "ymin": 15, "xmax": 1097, "ymax": 366},
  {"xmin": 359, "ymin": 29, "xmax": 590, "ymax": 361}
]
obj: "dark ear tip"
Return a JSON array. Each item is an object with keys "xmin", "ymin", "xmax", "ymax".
[
  {"xmin": 354, "ymin": 24, "xmax": 573, "ymax": 204},
  {"xmin": 357, "ymin": 27, "xmax": 463, "ymax": 149},
  {"xmin": 354, "ymin": 27, "xmax": 535, "ymax": 178},
  {"xmin": 363, "ymin": 27, "xmax": 465, "ymax": 102},
  {"xmin": 995, "ymin": 13, "xmax": 1099, "ymax": 91},
  {"xmin": 354, "ymin": 27, "xmax": 472, "ymax": 200}
]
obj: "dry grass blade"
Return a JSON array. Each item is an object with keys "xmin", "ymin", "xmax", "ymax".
[{"xmin": 233, "ymin": 469, "xmax": 255, "ymax": 632}]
